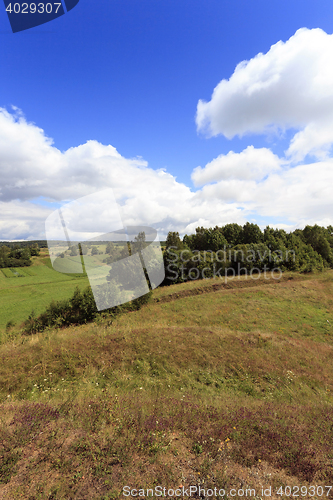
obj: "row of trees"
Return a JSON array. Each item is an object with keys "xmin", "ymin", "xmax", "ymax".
[
  {"xmin": 162, "ymin": 224, "xmax": 333, "ymax": 285},
  {"xmin": 0, "ymin": 243, "xmax": 40, "ymax": 269},
  {"xmin": 61, "ymin": 241, "xmax": 124, "ymax": 260}
]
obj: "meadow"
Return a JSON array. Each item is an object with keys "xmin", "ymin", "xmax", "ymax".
[
  {"xmin": 0, "ymin": 242, "xmax": 164, "ymax": 333},
  {"xmin": 0, "ymin": 253, "xmax": 333, "ymax": 499},
  {"xmin": 0, "ymin": 249, "xmax": 90, "ymax": 332}
]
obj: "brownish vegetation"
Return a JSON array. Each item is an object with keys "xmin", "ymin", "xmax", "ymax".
[{"xmin": 0, "ymin": 270, "xmax": 333, "ymax": 499}]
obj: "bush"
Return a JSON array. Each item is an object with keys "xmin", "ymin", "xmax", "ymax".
[{"xmin": 22, "ymin": 286, "xmax": 153, "ymax": 335}]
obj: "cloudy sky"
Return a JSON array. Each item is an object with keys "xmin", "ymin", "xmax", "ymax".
[{"xmin": 1, "ymin": 0, "xmax": 333, "ymax": 241}]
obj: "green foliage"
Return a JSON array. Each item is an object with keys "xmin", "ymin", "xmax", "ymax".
[
  {"xmin": 165, "ymin": 231, "xmax": 184, "ymax": 250},
  {"xmin": 241, "ymin": 222, "xmax": 264, "ymax": 244},
  {"xmin": 0, "ymin": 243, "xmax": 32, "ymax": 268},
  {"xmin": 161, "ymin": 223, "xmax": 333, "ymax": 286},
  {"xmin": 22, "ymin": 283, "xmax": 153, "ymax": 335},
  {"xmin": 0, "ymin": 242, "xmax": 40, "ymax": 266},
  {"xmin": 28, "ymin": 243, "xmax": 40, "ymax": 256},
  {"xmin": 221, "ymin": 223, "xmax": 243, "ymax": 246},
  {"xmin": 22, "ymin": 287, "xmax": 97, "ymax": 334},
  {"xmin": 302, "ymin": 225, "xmax": 333, "ymax": 266}
]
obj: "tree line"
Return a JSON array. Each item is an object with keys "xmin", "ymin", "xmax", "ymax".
[
  {"xmin": 161, "ymin": 223, "xmax": 333, "ymax": 285},
  {"xmin": 0, "ymin": 243, "xmax": 40, "ymax": 269}
]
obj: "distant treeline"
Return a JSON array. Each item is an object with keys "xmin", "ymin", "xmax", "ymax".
[
  {"xmin": 0, "ymin": 242, "xmax": 40, "ymax": 269},
  {"xmin": 162, "ymin": 223, "xmax": 333, "ymax": 285},
  {"xmin": 0, "ymin": 240, "xmax": 48, "ymax": 249}
]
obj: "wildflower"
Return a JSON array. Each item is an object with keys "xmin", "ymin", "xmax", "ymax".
[{"xmin": 233, "ymin": 427, "xmax": 236, "ymax": 429}]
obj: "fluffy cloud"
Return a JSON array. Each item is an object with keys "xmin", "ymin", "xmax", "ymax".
[
  {"xmin": 196, "ymin": 155, "xmax": 333, "ymax": 226},
  {"xmin": 0, "ymin": 200, "xmax": 52, "ymax": 241},
  {"xmin": 192, "ymin": 27, "xmax": 333, "ymax": 232},
  {"xmin": 192, "ymin": 146, "xmax": 282, "ymax": 187},
  {"xmin": 0, "ymin": 107, "xmax": 247, "ymax": 240},
  {"xmin": 196, "ymin": 28, "xmax": 333, "ymax": 162}
]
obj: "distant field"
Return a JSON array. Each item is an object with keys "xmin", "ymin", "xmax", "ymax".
[{"xmin": 0, "ymin": 250, "xmax": 90, "ymax": 330}]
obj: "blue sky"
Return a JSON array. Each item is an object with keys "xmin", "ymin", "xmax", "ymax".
[{"xmin": 1, "ymin": 0, "xmax": 333, "ymax": 240}]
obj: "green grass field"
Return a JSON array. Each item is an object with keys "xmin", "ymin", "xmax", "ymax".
[
  {"xmin": 0, "ymin": 250, "xmax": 90, "ymax": 331},
  {"xmin": 0, "ymin": 267, "xmax": 333, "ymax": 498},
  {"xmin": 0, "ymin": 244, "xmax": 161, "ymax": 331}
]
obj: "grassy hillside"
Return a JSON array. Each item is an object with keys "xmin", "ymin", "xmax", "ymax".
[{"xmin": 0, "ymin": 270, "xmax": 333, "ymax": 498}]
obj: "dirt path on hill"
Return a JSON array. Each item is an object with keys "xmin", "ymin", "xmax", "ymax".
[{"xmin": 153, "ymin": 274, "xmax": 307, "ymax": 304}]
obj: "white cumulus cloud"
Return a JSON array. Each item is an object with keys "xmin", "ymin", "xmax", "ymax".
[
  {"xmin": 0, "ymin": 107, "xmax": 247, "ymax": 240},
  {"xmin": 196, "ymin": 27, "xmax": 333, "ymax": 162},
  {"xmin": 191, "ymin": 146, "xmax": 282, "ymax": 187}
]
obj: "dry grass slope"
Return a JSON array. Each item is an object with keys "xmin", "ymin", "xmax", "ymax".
[{"xmin": 0, "ymin": 270, "xmax": 333, "ymax": 499}]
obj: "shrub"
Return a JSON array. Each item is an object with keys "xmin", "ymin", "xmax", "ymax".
[{"xmin": 22, "ymin": 286, "xmax": 152, "ymax": 335}]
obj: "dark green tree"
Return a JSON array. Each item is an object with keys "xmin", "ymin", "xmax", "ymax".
[
  {"xmin": 221, "ymin": 223, "xmax": 243, "ymax": 246},
  {"xmin": 241, "ymin": 222, "xmax": 263, "ymax": 244},
  {"xmin": 165, "ymin": 231, "xmax": 183, "ymax": 250}
]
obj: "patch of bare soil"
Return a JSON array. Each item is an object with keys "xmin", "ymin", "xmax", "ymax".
[{"xmin": 153, "ymin": 275, "xmax": 305, "ymax": 304}]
